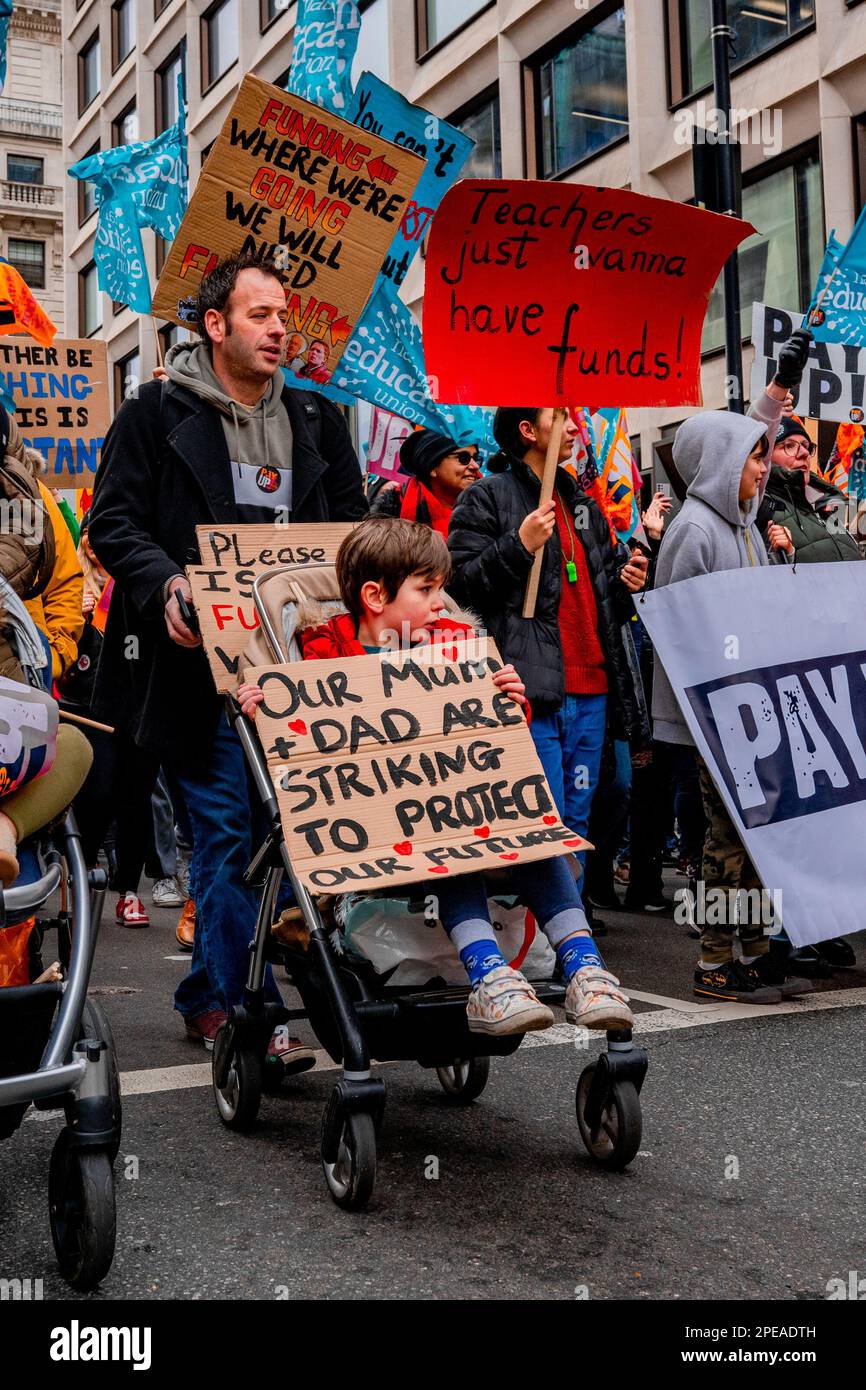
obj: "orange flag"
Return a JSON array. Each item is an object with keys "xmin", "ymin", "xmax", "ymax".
[{"xmin": 0, "ymin": 256, "xmax": 57, "ymax": 347}]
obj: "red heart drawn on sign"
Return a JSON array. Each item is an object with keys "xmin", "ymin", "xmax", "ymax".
[
  {"xmin": 393, "ymin": 842, "xmax": 413, "ymax": 856},
  {"xmin": 563, "ymin": 838, "xmax": 582, "ymax": 847},
  {"xmin": 543, "ymin": 815, "xmax": 558, "ymax": 825},
  {"xmin": 429, "ymin": 866, "xmax": 449, "ymax": 874},
  {"xmin": 474, "ymin": 826, "xmax": 490, "ymax": 839},
  {"xmin": 443, "ymin": 646, "xmax": 458, "ymax": 661},
  {"xmin": 287, "ymin": 720, "xmax": 307, "ymax": 735},
  {"xmin": 499, "ymin": 853, "xmax": 519, "ymax": 861}
]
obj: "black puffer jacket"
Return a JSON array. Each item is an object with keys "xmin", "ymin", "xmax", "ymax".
[{"xmin": 447, "ymin": 454, "xmax": 646, "ymax": 740}]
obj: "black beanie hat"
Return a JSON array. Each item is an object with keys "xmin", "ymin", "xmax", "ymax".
[
  {"xmin": 399, "ymin": 428, "xmax": 460, "ymax": 481},
  {"xmin": 774, "ymin": 416, "xmax": 812, "ymax": 449}
]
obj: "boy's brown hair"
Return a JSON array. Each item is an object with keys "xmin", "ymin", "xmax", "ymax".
[{"xmin": 336, "ymin": 517, "xmax": 452, "ymax": 620}]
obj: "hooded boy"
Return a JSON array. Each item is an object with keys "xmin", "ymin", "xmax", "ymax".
[{"xmin": 652, "ymin": 329, "xmax": 815, "ymax": 1004}]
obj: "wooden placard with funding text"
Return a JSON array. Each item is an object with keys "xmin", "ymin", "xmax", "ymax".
[
  {"xmin": 152, "ymin": 74, "xmax": 425, "ymax": 380},
  {"xmin": 248, "ymin": 636, "xmax": 588, "ymax": 893}
]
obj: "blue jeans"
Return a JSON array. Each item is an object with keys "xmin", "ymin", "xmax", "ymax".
[
  {"xmin": 530, "ymin": 694, "xmax": 607, "ymax": 869},
  {"xmin": 169, "ymin": 717, "xmax": 283, "ymax": 1019},
  {"xmin": 434, "ymin": 855, "xmax": 586, "ymax": 940}
]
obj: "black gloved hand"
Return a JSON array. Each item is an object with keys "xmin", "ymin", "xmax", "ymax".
[{"xmin": 774, "ymin": 328, "xmax": 813, "ymax": 389}]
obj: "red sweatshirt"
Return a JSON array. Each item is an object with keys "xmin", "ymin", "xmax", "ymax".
[{"xmin": 554, "ymin": 495, "xmax": 607, "ymax": 696}]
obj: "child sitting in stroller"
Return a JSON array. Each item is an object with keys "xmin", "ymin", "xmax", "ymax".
[{"xmin": 238, "ymin": 518, "xmax": 632, "ymax": 1038}]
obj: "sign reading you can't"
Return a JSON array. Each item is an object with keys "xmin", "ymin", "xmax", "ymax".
[
  {"xmin": 152, "ymin": 75, "xmax": 425, "ymax": 378},
  {"xmin": 249, "ymin": 636, "xmax": 587, "ymax": 893}
]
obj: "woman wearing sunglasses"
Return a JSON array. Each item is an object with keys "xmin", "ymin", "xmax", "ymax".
[
  {"xmin": 370, "ymin": 429, "xmax": 482, "ymax": 540},
  {"xmin": 759, "ymin": 415, "xmax": 860, "ymax": 565}
]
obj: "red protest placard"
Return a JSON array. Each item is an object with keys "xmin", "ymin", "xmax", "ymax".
[{"xmin": 423, "ymin": 181, "xmax": 755, "ymax": 409}]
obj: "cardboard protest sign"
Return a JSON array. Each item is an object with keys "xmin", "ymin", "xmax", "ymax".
[
  {"xmin": 188, "ymin": 522, "xmax": 356, "ymax": 692},
  {"xmin": 638, "ymin": 563, "xmax": 866, "ymax": 947},
  {"xmin": 248, "ymin": 635, "xmax": 587, "ymax": 893},
  {"xmin": 152, "ymin": 75, "xmax": 425, "ymax": 380},
  {"xmin": 751, "ymin": 302, "xmax": 866, "ymax": 424},
  {"xmin": 423, "ymin": 180, "xmax": 755, "ymax": 409},
  {"xmin": 0, "ymin": 338, "xmax": 110, "ymax": 480}
]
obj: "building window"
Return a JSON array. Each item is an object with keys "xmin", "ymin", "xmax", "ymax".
[
  {"xmin": 260, "ymin": 0, "xmax": 289, "ymax": 29},
  {"xmin": 6, "ymin": 239, "xmax": 45, "ymax": 290},
  {"xmin": 855, "ymin": 113, "xmax": 866, "ymax": 215},
  {"xmin": 7, "ymin": 155, "xmax": 44, "ymax": 185},
  {"xmin": 274, "ymin": 66, "xmax": 291, "ymax": 90},
  {"xmin": 202, "ymin": 0, "xmax": 239, "ymax": 92},
  {"xmin": 416, "ymin": 0, "xmax": 492, "ymax": 56},
  {"xmin": 112, "ymin": 102, "xmax": 139, "ymax": 147},
  {"xmin": 703, "ymin": 146, "xmax": 824, "ymax": 354},
  {"xmin": 533, "ymin": 6, "xmax": 628, "ymax": 179},
  {"xmin": 155, "ymin": 234, "xmax": 168, "ymax": 277},
  {"xmin": 159, "ymin": 322, "xmax": 185, "ymax": 360},
  {"xmin": 80, "ymin": 262, "xmax": 102, "ymax": 337},
  {"xmin": 157, "ymin": 43, "xmax": 186, "ymax": 130},
  {"xmin": 78, "ymin": 141, "xmax": 99, "ymax": 225},
  {"xmin": 115, "ymin": 350, "xmax": 141, "ymax": 405},
  {"xmin": 671, "ymin": 1, "xmax": 815, "ymax": 104},
  {"xmin": 453, "ymin": 89, "xmax": 501, "ymax": 179},
  {"xmin": 112, "ymin": 0, "xmax": 137, "ymax": 70},
  {"xmin": 78, "ymin": 32, "xmax": 101, "ymax": 115}
]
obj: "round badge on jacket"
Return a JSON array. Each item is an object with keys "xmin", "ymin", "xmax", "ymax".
[{"xmin": 256, "ymin": 466, "xmax": 281, "ymax": 494}]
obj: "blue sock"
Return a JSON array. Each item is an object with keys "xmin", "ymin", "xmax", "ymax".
[
  {"xmin": 459, "ymin": 939, "xmax": 508, "ymax": 985},
  {"xmin": 557, "ymin": 932, "xmax": 605, "ymax": 982}
]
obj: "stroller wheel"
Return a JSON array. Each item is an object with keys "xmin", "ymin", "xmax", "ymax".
[
  {"xmin": 575, "ymin": 1066, "xmax": 642, "ymax": 1171},
  {"xmin": 212, "ymin": 1033, "xmax": 262, "ymax": 1133},
  {"xmin": 321, "ymin": 1109, "xmax": 376, "ymax": 1210},
  {"xmin": 49, "ymin": 1129, "xmax": 116, "ymax": 1290},
  {"xmin": 435, "ymin": 1056, "xmax": 490, "ymax": 1104}
]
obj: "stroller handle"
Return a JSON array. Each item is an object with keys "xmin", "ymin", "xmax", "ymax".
[{"xmin": 0, "ymin": 861, "xmax": 62, "ymax": 926}]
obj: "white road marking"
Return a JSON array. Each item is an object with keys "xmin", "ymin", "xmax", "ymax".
[
  {"xmin": 626, "ymin": 988, "xmax": 707, "ymax": 1012},
  {"xmin": 22, "ymin": 986, "xmax": 866, "ymax": 1119}
]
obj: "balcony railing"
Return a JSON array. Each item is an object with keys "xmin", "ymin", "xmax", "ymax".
[
  {"xmin": 0, "ymin": 181, "xmax": 62, "ymax": 209},
  {"xmin": 0, "ymin": 99, "xmax": 62, "ymax": 138}
]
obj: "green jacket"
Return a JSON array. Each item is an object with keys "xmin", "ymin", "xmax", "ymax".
[{"xmin": 762, "ymin": 465, "xmax": 861, "ymax": 564}]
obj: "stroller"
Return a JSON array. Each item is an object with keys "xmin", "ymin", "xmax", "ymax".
[
  {"xmin": 0, "ymin": 812, "xmax": 120, "ymax": 1288},
  {"xmin": 212, "ymin": 563, "xmax": 648, "ymax": 1210}
]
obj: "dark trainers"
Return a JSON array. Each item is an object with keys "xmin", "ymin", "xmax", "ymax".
[
  {"xmin": 747, "ymin": 953, "xmax": 814, "ymax": 998},
  {"xmin": 693, "ymin": 960, "xmax": 782, "ymax": 1003},
  {"xmin": 815, "ymin": 937, "xmax": 856, "ymax": 970}
]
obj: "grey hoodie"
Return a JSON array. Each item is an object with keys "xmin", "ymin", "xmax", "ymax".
[
  {"xmin": 164, "ymin": 341, "xmax": 293, "ymax": 523},
  {"xmin": 651, "ymin": 388, "xmax": 783, "ymax": 746}
]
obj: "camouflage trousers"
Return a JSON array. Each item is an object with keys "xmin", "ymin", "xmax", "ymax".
[{"xmin": 697, "ymin": 758, "xmax": 770, "ymax": 965}]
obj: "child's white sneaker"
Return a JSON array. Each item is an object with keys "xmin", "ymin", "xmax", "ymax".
[
  {"xmin": 565, "ymin": 966, "xmax": 633, "ymax": 1031},
  {"xmin": 466, "ymin": 965, "xmax": 554, "ymax": 1036}
]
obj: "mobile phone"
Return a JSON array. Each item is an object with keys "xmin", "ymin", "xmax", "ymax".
[{"xmin": 176, "ymin": 592, "xmax": 200, "ymax": 637}]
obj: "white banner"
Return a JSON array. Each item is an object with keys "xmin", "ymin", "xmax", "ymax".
[
  {"xmin": 750, "ymin": 301, "xmax": 866, "ymax": 424},
  {"xmin": 638, "ymin": 563, "xmax": 866, "ymax": 947}
]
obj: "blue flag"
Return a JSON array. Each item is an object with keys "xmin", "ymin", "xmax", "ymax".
[
  {"xmin": 287, "ymin": 0, "xmax": 361, "ymax": 115},
  {"xmin": 346, "ymin": 73, "xmax": 474, "ymax": 291},
  {"xmin": 0, "ymin": 0, "xmax": 12, "ymax": 98},
  {"xmin": 68, "ymin": 84, "xmax": 188, "ymax": 314},
  {"xmin": 808, "ymin": 215, "xmax": 866, "ymax": 346}
]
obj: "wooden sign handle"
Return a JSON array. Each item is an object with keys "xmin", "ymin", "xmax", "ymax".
[{"xmin": 522, "ymin": 407, "xmax": 567, "ymax": 620}]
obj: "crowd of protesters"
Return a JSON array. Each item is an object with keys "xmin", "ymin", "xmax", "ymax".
[{"xmin": 0, "ymin": 250, "xmax": 861, "ymax": 1056}]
